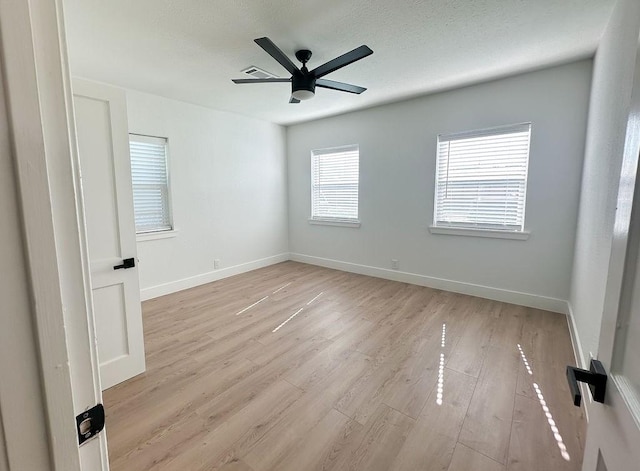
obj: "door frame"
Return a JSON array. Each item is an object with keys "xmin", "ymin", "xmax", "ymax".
[
  {"xmin": 0, "ymin": 0, "xmax": 107, "ymax": 469},
  {"xmin": 582, "ymin": 45, "xmax": 640, "ymax": 471}
]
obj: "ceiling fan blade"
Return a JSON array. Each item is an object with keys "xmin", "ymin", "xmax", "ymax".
[
  {"xmin": 310, "ymin": 45, "xmax": 373, "ymax": 78},
  {"xmin": 289, "ymin": 96, "xmax": 301, "ymax": 104},
  {"xmin": 232, "ymin": 78, "xmax": 291, "ymax": 84},
  {"xmin": 316, "ymin": 79, "xmax": 367, "ymax": 94},
  {"xmin": 254, "ymin": 37, "xmax": 299, "ymax": 76}
]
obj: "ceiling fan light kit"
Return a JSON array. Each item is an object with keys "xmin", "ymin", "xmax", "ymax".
[
  {"xmin": 291, "ymin": 88, "xmax": 315, "ymax": 101},
  {"xmin": 232, "ymin": 37, "xmax": 373, "ymax": 104},
  {"xmin": 291, "ymin": 77, "xmax": 315, "ymax": 101}
]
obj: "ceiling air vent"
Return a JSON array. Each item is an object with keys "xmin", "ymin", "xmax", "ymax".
[{"xmin": 241, "ymin": 66, "xmax": 278, "ymax": 79}]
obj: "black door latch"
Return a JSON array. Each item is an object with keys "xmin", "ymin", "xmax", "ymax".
[
  {"xmin": 113, "ymin": 257, "xmax": 135, "ymax": 270},
  {"xmin": 566, "ymin": 359, "xmax": 607, "ymax": 407},
  {"xmin": 76, "ymin": 404, "xmax": 105, "ymax": 445}
]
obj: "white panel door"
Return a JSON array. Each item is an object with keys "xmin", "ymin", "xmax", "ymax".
[
  {"xmin": 581, "ymin": 49, "xmax": 640, "ymax": 471},
  {"xmin": 73, "ymin": 79, "xmax": 146, "ymax": 390}
]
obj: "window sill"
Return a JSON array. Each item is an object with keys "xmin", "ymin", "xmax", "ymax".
[
  {"xmin": 309, "ymin": 218, "xmax": 361, "ymax": 228},
  {"xmin": 429, "ymin": 226, "xmax": 530, "ymax": 240},
  {"xmin": 136, "ymin": 229, "xmax": 178, "ymax": 242}
]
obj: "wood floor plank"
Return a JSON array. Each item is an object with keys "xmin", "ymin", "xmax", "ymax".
[
  {"xmin": 333, "ymin": 297, "xmax": 453, "ymax": 424},
  {"xmin": 508, "ymin": 394, "xmax": 580, "ymax": 471},
  {"xmin": 381, "ymin": 333, "xmax": 445, "ymax": 418},
  {"xmin": 107, "ymin": 358, "xmax": 260, "ymax": 458},
  {"xmin": 109, "ymin": 411, "xmax": 208, "ymax": 471},
  {"xmin": 519, "ymin": 308, "xmax": 578, "ymax": 367},
  {"xmin": 283, "ymin": 330, "xmax": 372, "ymax": 391},
  {"xmin": 159, "ymin": 379, "xmax": 302, "ymax": 471},
  {"xmin": 270, "ymin": 408, "xmax": 360, "ymax": 471},
  {"xmin": 329, "ymin": 403, "xmax": 416, "ymax": 471},
  {"xmin": 212, "ymin": 460, "xmax": 255, "ymax": 471},
  {"xmin": 105, "ymin": 355, "xmax": 199, "ymax": 413},
  {"xmin": 514, "ymin": 341, "xmax": 587, "ymax": 458},
  {"xmin": 242, "ymin": 351, "xmax": 372, "ymax": 471},
  {"xmin": 334, "ymin": 337, "xmax": 417, "ymax": 424},
  {"xmin": 194, "ymin": 336, "xmax": 332, "ymax": 429},
  {"xmin": 448, "ymin": 443, "xmax": 505, "ymax": 471},
  {"xmin": 389, "ymin": 368, "xmax": 477, "ymax": 471},
  {"xmin": 458, "ymin": 345, "xmax": 520, "ymax": 464},
  {"xmin": 103, "ymin": 261, "xmax": 585, "ymax": 471},
  {"xmin": 489, "ymin": 304, "xmax": 526, "ymax": 349},
  {"xmin": 446, "ymin": 298, "xmax": 498, "ymax": 377}
]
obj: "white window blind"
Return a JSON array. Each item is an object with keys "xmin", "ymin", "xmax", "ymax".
[
  {"xmin": 311, "ymin": 145, "xmax": 359, "ymax": 222},
  {"xmin": 129, "ymin": 134, "xmax": 172, "ymax": 233},
  {"xmin": 434, "ymin": 123, "xmax": 531, "ymax": 231}
]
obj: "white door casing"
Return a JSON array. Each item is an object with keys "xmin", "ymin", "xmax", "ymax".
[
  {"xmin": 582, "ymin": 47, "xmax": 640, "ymax": 471},
  {"xmin": 0, "ymin": 0, "xmax": 110, "ymax": 469},
  {"xmin": 73, "ymin": 79, "xmax": 146, "ymax": 390}
]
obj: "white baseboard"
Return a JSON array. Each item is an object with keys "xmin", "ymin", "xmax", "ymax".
[
  {"xmin": 566, "ymin": 301, "xmax": 591, "ymax": 422},
  {"xmin": 289, "ymin": 253, "xmax": 568, "ymax": 314},
  {"xmin": 140, "ymin": 253, "xmax": 290, "ymax": 300},
  {"xmin": 143, "ymin": 251, "xmax": 570, "ymax": 313}
]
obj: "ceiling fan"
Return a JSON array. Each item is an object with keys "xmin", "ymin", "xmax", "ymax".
[{"xmin": 232, "ymin": 37, "xmax": 373, "ymax": 103}]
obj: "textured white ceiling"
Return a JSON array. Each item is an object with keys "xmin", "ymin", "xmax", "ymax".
[{"xmin": 63, "ymin": 0, "xmax": 614, "ymax": 125}]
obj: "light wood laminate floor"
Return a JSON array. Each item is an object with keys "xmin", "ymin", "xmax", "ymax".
[{"xmin": 104, "ymin": 261, "xmax": 586, "ymax": 471}]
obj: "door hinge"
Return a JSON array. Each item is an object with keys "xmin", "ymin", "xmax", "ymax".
[{"xmin": 76, "ymin": 404, "xmax": 105, "ymax": 445}]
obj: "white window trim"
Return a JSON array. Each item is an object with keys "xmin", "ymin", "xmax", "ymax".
[
  {"xmin": 432, "ymin": 122, "xmax": 532, "ymax": 234},
  {"xmin": 311, "ymin": 144, "xmax": 360, "ymax": 224},
  {"xmin": 308, "ymin": 218, "xmax": 361, "ymax": 228},
  {"xmin": 129, "ymin": 133, "xmax": 174, "ymax": 234},
  {"xmin": 429, "ymin": 225, "xmax": 530, "ymax": 240},
  {"xmin": 136, "ymin": 228, "xmax": 179, "ymax": 242}
]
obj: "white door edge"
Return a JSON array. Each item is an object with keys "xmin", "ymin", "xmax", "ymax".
[
  {"xmin": 582, "ymin": 13, "xmax": 640, "ymax": 469},
  {"xmin": 0, "ymin": 0, "xmax": 108, "ymax": 469}
]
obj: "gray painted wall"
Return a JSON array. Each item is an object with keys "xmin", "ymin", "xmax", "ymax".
[
  {"xmin": 124, "ymin": 90, "xmax": 289, "ymax": 295},
  {"xmin": 287, "ymin": 60, "xmax": 592, "ymax": 307}
]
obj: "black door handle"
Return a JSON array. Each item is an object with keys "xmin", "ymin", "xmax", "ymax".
[
  {"xmin": 566, "ymin": 359, "xmax": 607, "ymax": 407},
  {"xmin": 113, "ymin": 258, "xmax": 135, "ymax": 270}
]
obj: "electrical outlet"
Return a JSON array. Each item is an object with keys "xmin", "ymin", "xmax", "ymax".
[
  {"xmin": 214, "ymin": 259, "xmax": 220, "ymax": 269},
  {"xmin": 391, "ymin": 259, "xmax": 399, "ymax": 270}
]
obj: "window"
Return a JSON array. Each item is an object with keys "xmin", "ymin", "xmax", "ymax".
[
  {"xmin": 129, "ymin": 134, "xmax": 172, "ymax": 234},
  {"xmin": 311, "ymin": 145, "xmax": 359, "ymax": 224},
  {"xmin": 433, "ymin": 123, "xmax": 531, "ymax": 233}
]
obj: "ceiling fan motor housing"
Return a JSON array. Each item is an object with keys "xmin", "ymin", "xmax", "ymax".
[{"xmin": 292, "ymin": 72, "xmax": 316, "ymax": 100}]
